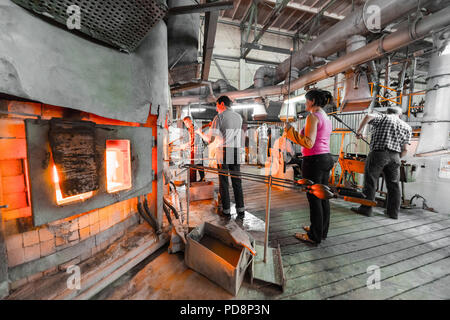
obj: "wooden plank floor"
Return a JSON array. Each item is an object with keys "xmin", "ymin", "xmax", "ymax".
[
  {"xmin": 211, "ymin": 165, "xmax": 450, "ymax": 300},
  {"xmin": 95, "ymin": 165, "xmax": 450, "ymax": 300}
]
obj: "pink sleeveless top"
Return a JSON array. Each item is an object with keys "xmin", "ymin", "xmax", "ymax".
[{"xmin": 300, "ymin": 111, "xmax": 332, "ymax": 156}]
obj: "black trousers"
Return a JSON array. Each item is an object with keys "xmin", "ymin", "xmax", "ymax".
[
  {"xmin": 218, "ymin": 148, "xmax": 245, "ymax": 214},
  {"xmin": 360, "ymin": 150, "xmax": 401, "ymax": 218},
  {"xmin": 288, "ymin": 156, "xmax": 303, "ymax": 177},
  {"xmin": 189, "ymin": 165, "xmax": 205, "ymax": 182},
  {"xmin": 301, "ymin": 153, "xmax": 334, "ymax": 243}
]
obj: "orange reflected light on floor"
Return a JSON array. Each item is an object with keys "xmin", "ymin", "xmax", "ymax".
[
  {"xmin": 106, "ymin": 140, "xmax": 132, "ymax": 193},
  {"xmin": 53, "ymin": 166, "xmax": 93, "ymax": 205}
]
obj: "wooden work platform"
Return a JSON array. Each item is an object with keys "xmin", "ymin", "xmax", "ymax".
[{"xmin": 94, "ymin": 166, "xmax": 450, "ymax": 300}]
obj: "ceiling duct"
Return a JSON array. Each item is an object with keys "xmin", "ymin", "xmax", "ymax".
[
  {"xmin": 340, "ymin": 35, "xmax": 373, "ymax": 112},
  {"xmin": 254, "ymin": 66, "xmax": 277, "ymax": 88},
  {"xmin": 11, "ymin": 0, "xmax": 168, "ymax": 52},
  {"xmin": 168, "ymin": 0, "xmax": 200, "ymax": 84},
  {"xmin": 172, "ymin": 3, "xmax": 450, "ymax": 106}
]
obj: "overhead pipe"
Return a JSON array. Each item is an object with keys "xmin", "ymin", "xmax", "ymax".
[
  {"xmin": 173, "ymin": 79, "xmax": 236, "ymax": 98},
  {"xmin": 254, "ymin": 66, "xmax": 277, "ymax": 88},
  {"xmin": 273, "ymin": 0, "xmax": 449, "ymax": 84},
  {"xmin": 284, "ymin": 67, "xmax": 300, "ymax": 85},
  {"xmin": 172, "ymin": 6, "xmax": 450, "ymax": 105},
  {"xmin": 367, "ymin": 60, "xmax": 381, "ymax": 113}
]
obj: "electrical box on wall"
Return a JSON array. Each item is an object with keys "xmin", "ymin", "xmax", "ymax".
[{"xmin": 24, "ymin": 118, "xmax": 153, "ymax": 226}]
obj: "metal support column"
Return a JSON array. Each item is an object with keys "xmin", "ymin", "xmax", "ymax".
[
  {"xmin": 186, "ymin": 169, "xmax": 190, "ymax": 229},
  {"xmin": 263, "ymin": 175, "xmax": 272, "ymax": 262},
  {"xmin": 239, "ymin": 58, "xmax": 246, "ymax": 90}
]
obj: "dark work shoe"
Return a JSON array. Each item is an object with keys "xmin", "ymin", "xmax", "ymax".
[
  {"xmin": 217, "ymin": 207, "xmax": 231, "ymax": 217},
  {"xmin": 351, "ymin": 207, "xmax": 373, "ymax": 217},
  {"xmin": 384, "ymin": 209, "xmax": 398, "ymax": 219}
]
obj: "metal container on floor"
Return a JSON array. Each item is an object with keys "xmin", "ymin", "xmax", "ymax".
[{"xmin": 184, "ymin": 221, "xmax": 255, "ymax": 296}]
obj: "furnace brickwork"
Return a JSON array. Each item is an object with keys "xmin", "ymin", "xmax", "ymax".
[{"xmin": 0, "ymin": 100, "xmax": 160, "ymax": 293}]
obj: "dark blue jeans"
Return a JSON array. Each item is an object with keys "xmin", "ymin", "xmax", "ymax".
[
  {"xmin": 218, "ymin": 148, "xmax": 245, "ymax": 214},
  {"xmin": 302, "ymin": 153, "xmax": 334, "ymax": 243},
  {"xmin": 360, "ymin": 150, "xmax": 401, "ymax": 218}
]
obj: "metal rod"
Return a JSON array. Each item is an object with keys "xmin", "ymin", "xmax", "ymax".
[
  {"xmin": 187, "ymin": 164, "xmax": 299, "ymax": 186},
  {"xmin": 186, "ymin": 169, "xmax": 190, "ymax": 228},
  {"xmin": 264, "ymin": 175, "xmax": 273, "ymax": 263},
  {"xmin": 330, "ymin": 113, "xmax": 370, "ymax": 145}
]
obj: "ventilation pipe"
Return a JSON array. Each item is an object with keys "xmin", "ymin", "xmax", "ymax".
[
  {"xmin": 254, "ymin": 67, "xmax": 277, "ymax": 88},
  {"xmin": 340, "ymin": 35, "xmax": 373, "ymax": 112},
  {"xmin": 284, "ymin": 67, "xmax": 300, "ymax": 85},
  {"xmin": 172, "ymin": 5, "xmax": 450, "ymax": 105},
  {"xmin": 212, "ymin": 79, "xmax": 229, "ymax": 93},
  {"xmin": 415, "ymin": 30, "xmax": 450, "ymax": 156},
  {"xmin": 167, "ymin": 0, "xmax": 200, "ymax": 81},
  {"xmin": 174, "ymin": 80, "xmax": 236, "ymax": 99}
]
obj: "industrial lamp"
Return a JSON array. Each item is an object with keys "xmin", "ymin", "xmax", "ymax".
[{"xmin": 279, "ymin": 94, "xmax": 305, "ymax": 121}]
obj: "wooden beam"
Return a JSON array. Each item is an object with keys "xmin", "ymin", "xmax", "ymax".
[
  {"xmin": 239, "ymin": 0, "xmax": 253, "ymax": 26},
  {"xmin": 279, "ymin": 10, "xmax": 297, "ymax": 30},
  {"xmin": 231, "ymin": 0, "xmax": 242, "ymax": 19},
  {"xmin": 265, "ymin": 0, "xmax": 344, "ymax": 21},
  {"xmin": 286, "ymin": 11, "xmax": 308, "ymax": 31},
  {"xmin": 296, "ymin": 0, "xmax": 338, "ymax": 35},
  {"xmin": 201, "ymin": 11, "xmax": 220, "ymax": 80},
  {"xmin": 169, "ymin": 1, "xmax": 234, "ymax": 15}
]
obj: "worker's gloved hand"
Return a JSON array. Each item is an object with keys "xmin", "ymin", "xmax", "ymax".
[{"xmin": 195, "ymin": 128, "xmax": 202, "ymax": 135}]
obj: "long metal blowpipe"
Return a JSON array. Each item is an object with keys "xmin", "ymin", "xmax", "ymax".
[{"xmin": 306, "ymin": 185, "xmax": 334, "ymax": 200}]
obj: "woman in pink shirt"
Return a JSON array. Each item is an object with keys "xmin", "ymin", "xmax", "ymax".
[{"xmin": 284, "ymin": 90, "xmax": 334, "ymax": 245}]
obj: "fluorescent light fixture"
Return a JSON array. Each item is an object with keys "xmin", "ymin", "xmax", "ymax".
[
  {"xmin": 252, "ymin": 104, "xmax": 267, "ymax": 120},
  {"xmin": 190, "ymin": 108, "xmax": 206, "ymax": 112},
  {"xmin": 284, "ymin": 94, "xmax": 306, "ymax": 104},
  {"xmin": 232, "ymin": 104, "xmax": 257, "ymax": 110}
]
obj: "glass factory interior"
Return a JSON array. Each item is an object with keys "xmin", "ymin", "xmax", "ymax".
[{"xmin": 1, "ymin": 0, "xmax": 450, "ymax": 301}]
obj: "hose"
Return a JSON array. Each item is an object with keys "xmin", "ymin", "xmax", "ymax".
[
  {"xmin": 137, "ymin": 196, "xmax": 157, "ymax": 231},
  {"xmin": 163, "ymin": 202, "xmax": 173, "ymax": 225},
  {"xmin": 143, "ymin": 196, "xmax": 159, "ymax": 228},
  {"xmin": 164, "ymin": 198, "xmax": 180, "ymax": 220}
]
